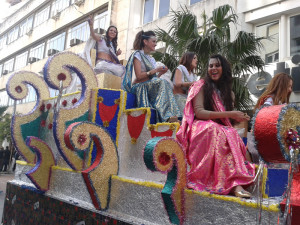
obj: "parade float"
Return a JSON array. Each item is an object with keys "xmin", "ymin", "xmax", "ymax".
[{"xmin": 1, "ymin": 51, "xmax": 299, "ymax": 225}]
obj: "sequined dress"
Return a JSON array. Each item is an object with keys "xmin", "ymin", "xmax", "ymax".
[
  {"xmin": 123, "ymin": 50, "xmax": 181, "ymax": 122},
  {"xmin": 176, "ymin": 80, "xmax": 255, "ymax": 194}
]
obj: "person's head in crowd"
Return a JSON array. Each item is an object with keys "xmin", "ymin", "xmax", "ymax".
[
  {"xmin": 254, "ymin": 72, "xmax": 293, "ymax": 111},
  {"xmin": 133, "ymin": 30, "xmax": 156, "ymax": 52},
  {"xmin": 179, "ymin": 52, "xmax": 198, "ymax": 72},
  {"xmin": 203, "ymin": 54, "xmax": 233, "ymax": 112}
]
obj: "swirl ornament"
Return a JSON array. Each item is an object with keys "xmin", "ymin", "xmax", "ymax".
[
  {"xmin": 43, "ymin": 52, "xmax": 98, "ymax": 170},
  {"xmin": 6, "ymin": 71, "xmax": 50, "ymax": 163},
  {"xmin": 25, "ymin": 136, "xmax": 56, "ymax": 191},
  {"xmin": 64, "ymin": 122, "xmax": 118, "ymax": 210},
  {"xmin": 144, "ymin": 137, "xmax": 187, "ymax": 225}
]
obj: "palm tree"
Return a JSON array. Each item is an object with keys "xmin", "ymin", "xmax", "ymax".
[{"xmin": 153, "ymin": 4, "xmax": 266, "ymax": 110}]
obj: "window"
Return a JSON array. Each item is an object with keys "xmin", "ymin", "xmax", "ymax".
[
  {"xmin": 29, "ymin": 43, "xmax": 45, "ymax": 61},
  {"xmin": 23, "ymin": 85, "xmax": 36, "ymax": 103},
  {"xmin": 15, "ymin": 51, "xmax": 28, "ymax": 70},
  {"xmin": 290, "ymin": 14, "xmax": 300, "ymax": 56},
  {"xmin": 256, "ymin": 21, "xmax": 279, "ymax": 63},
  {"xmin": 0, "ymin": 35, "xmax": 7, "ymax": 49},
  {"xmin": 94, "ymin": 11, "xmax": 109, "ymax": 30},
  {"xmin": 51, "ymin": 0, "xmax": 70, "ymax": 17},
  {"xmin": 67, "ymin": 22, "xmax": 89, "ymax": 48},
  {"xmin": 190, "ymin": 0, "xmax": 202, "ymax": 4},
  {"xmin": 19, "ymin": 16, "xmax": 33, "ymax": 37},
  {"xmin": 46, "ymin": 32, "xmax": 66, "ymax": 55},
  {"xmin": 34, "ymin": 5, "xmax": 50, "ymax": 27},
  {"xmin": 3, "ymin": 58, "xmax": 14, "ymax": 75},
  {"xmin": 143, "ymin": 0, "xmax": 154, "ymax": 24},
  {"xmin": 158, "ymin": 0, "xmax": 170, "ymax": 18},
  {"xmin": 0, "ymin": 90, "xmax": 9, "ymax": 107},
  {"xmin": 7, "ymin": 26, "xmax": 19, "ymax": 44}
]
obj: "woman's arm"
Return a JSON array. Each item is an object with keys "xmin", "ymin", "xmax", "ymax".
[
  {"xmin": 133, "ymin": 58, "xmax": 157, "ymax": 82},
  {"xmin": 174, "ymin": 68, "xmax": 193, "ymax": 89},
  {"xmin": 88, "ymin": 15, "xmax": 101, "ymax": 42},
  {"xmin": 193, "ymin": 88, "xmax": 249, "ymax": 122}
]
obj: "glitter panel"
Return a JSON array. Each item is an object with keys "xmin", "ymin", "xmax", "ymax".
[
  {"xmin": 25, "ymin": 136, "xmax": 56, "ymax": 191},
  {"xmin": 43, "ymin": 52, "xmax": 98, "ymax": 171},
  {"xmin": 66, "ymin": 122, "xmax": 118, "ymax": 210},
  {"xmin": 6, "ymin": 71, "xmax": 50, "ymax": 164}
]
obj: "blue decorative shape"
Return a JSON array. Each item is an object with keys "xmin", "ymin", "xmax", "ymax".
[
  {"xmin": 126, "ymin": 92, "xmax": 137, "ymax": 109},
  {"xmin": 266, "ymin": 168, "xmax": 288, "ymax": 197}
]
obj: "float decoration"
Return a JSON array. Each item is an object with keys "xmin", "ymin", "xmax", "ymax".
[
  {"xmin": 25, "ymin": 136, "xmax": 56, "ymax": 192},
  {"xmin": 144, "ymin": 137, "xmax": 187, "ymax": 225},
  {"xmin": 127, "ymin": 109, "xmax": 147, "ymax": 144}
]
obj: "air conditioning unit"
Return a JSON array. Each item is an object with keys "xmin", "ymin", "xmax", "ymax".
[
  {"xmin": 94, "ymin": 28, "xmax": 105, "ymax": 35},
  {"xmin": 26, "ymin": 29, "xmax": 33, "ymax": 36},
  {"xmin": 2, "ymin": 70, "xmax": 8, "ymax": 75},
  {"xmin": 28, "ymin": 57, "xmax": 38, "ymax": 64},
  {"xmin": 74, "ymin": 0, "xmax": 84, "ymax": 7},
  {"xmin": 70, "ymin": 38, "xmax": 82, "ymax": 47},
  {"xmin": 51, "ymin": 11, "xmax": 61, "ymax": 21},
  {"xmin": 47, "ymin": 49, "xmax": 59, "ymax": 56}
]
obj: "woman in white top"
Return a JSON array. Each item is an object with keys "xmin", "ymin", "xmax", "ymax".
[
  {"xmin": 83, "ymin": 15, "xmax": 124, "ymax": 78},
  {"xmin": 254, "ymin": 72, "xmax": 293, "ymax": 111},
  {"xmin": 173, "ymin": 52, "xmax": 198, "ymax": 114}
]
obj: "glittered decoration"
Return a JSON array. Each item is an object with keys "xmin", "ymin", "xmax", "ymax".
[
  {"xmin": 25, "ymin": 136, "xmax": 56, "ymax": 191},
  {"xmin": 127, "ymin": 111, "xmax": 146, "ymax": 144},
  {"xmin": 62, "ymin": 100, "xmax": 67, "ymax": 107},
  {"xmin": 151, "ymin": 129, "xmax": 173, "ymax": 138},
  {"xmin": 6, "ymin": 71, "xmax": 50, "ymax": 164},
  {"xmin": 144, "ymin": 137, "xmax": 187, "ymax": 225},
  {"xmin": 64, "ymin": 122, "xmax": 118, "ymax": 210},
  {"xmin": 98, "ymin": 102, "xmax": 119, "ymax": 127},
  {"xmin": 46, "ymin": 103, "xmax": 52, "ymax": 110},
  {"xmin": 253, "ymin": 104, "xmax": 300, "ymax": 163},
  {"xmin": 43, "ymin": 52, "xmax": 98, "ymax": 171}
]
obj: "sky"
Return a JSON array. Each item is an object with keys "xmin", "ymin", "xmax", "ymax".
[{"xmin": 0, "ymin": 0, "xmax": 26, "ymax": 23}]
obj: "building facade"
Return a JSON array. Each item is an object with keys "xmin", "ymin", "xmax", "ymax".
[{"xmin": 1, "ymin": 0, "xmax": 300, "ymax": 111}]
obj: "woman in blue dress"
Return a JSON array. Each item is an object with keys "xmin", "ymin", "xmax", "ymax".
[{"xmin": 123, "ymin": 30, "xmax": 181, "ymax": 122}]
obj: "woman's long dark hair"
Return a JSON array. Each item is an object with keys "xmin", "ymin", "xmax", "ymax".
[
  {"xmin": 133, "ymin": 30, "xmax": 156, "ymax": 50},
  {"xmin": 179, "ymin": 52, "xmax": 196, "ymax": 72},
  {"xmin": 105, "ymin": 25, "xmax": 118, "ymax": 54},
  {"xmin": 203, "ymin": 54, "xmax": 234, "ymax": 112}
]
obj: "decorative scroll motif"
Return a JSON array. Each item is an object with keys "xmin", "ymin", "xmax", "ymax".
[
  {"xmin": 64, "ymin": 122, "xmax": 118, "ymax": 210},
  {"xmin": 144, "ymin": 137, "xmax": 187, "ymax": 225},
  {"xmin": 43, "ymin": 52, "xmax": 98, "ymax": 171},
  {"xmin": 127, "ymin": 110, "xmax": 147, "ymax": 144},
  {"xmin": 6, "ymin": 71, "xmax": 50, "ymax": 164},
  {"xmin": 25, "ymin": 136, "xmax": 56, "ymax": 191}
]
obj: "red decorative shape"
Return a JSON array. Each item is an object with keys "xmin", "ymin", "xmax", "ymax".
[
  {"xmin": 72, "ymin": 98, "xmax": 78, "ymax": 105},
  {"xmin": 48, "ymin": 123, "xmax": 53, "ymax": 129},
  {"xmin": 159, "ymin": 152, "xmax": 171, "ymax": 166},
  {"xmin": 98, "ymin": 102, "xmax": 119, "ymax": 127},
  {"xmin": 280, "ymin": 168, "xmax": 300, "ymax": 225},
  {"xmin": 78, "ymin": 134, "xmax": 87, "ymax": 145},
  {"xmin": 40, "ymin": 104, "xmax": 45, "ymax": 112},
  {"xmin": 64, "ymin": 122, "xmax": 80, "ymax": 150},
  {"xmin": 62, "ymin": 100, "xmax": 67, "ymax": 107},
  {"xmin": 57, "ymin": 73, "xmax": 66, "ymax": 81},
  {"xmin": 41, "ymin": 120, "xmax": 46, "ymax": 127},
  {"xmin": 127, "ymin": 113, "xmax": 146, "ymax": 141},
  {"xmin": 15, "ymin": 85, "xmax": 23, "ymax": 93},
  {"xmin": 46, "ymin": 103, "xmax": 52, "ymax": 110},
  {"xmin": 151, "ymin": 129, "xmax": 173, "ymax": 138}
]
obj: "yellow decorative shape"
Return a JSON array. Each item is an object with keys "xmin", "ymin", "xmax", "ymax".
[
  {"xmin": 6, "ymin": 71, "xmax": 50, "ymax": 164},
  {"xmin": 25, "ymin": 136, "xmax": 56, "ymax": 191},
  {"xmin": 67, "ymin": 122, "xmax": 118, "ymax": 210},
  {"xmin": 44, "ymin": 52, "xmax": 98, "ymax": 171},
  {"xmin": 97, "ymin": 96, "xmax": 104, "ymax": 103}
]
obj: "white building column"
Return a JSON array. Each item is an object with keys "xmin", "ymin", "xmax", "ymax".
[{"xmin": 279, "ymin": 14, "xmax": 287, "ymax": 61}]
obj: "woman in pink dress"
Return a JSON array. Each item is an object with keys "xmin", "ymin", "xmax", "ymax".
[{"xmin": 176, "ymin": 54, "xmax": 255, "ymax": 198}]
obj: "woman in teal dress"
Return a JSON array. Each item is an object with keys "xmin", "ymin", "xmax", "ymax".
[{"xmin": 123, "ymin": 30, "xmax": 181, "ymax": 122}]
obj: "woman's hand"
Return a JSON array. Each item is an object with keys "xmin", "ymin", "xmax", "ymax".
[
  {"xmin": 116, "ymin": 48, "xmax": 122, "ymax": 56},
  {"xmin": 156, "ymin": 66, "xmax": 168, "ymax": 77},
  {"xmin": 230, "ymin": 111, "xmax": 250, "ymax": 122},
  {"xmin": 88, "ymin": 15, "xmax": 94, "ymax": 27}
]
